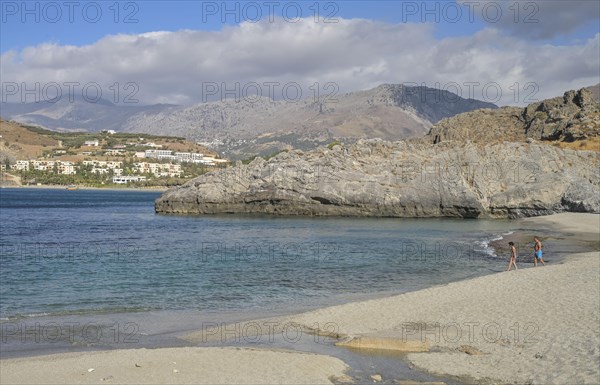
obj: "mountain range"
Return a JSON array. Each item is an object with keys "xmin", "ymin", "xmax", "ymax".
[{"xmin": 1, "ymin": 84, "xmax": 496, "ymax": 159}]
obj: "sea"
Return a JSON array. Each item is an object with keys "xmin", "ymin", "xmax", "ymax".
[{"xmin": 0, "ymin": 187, "xmax": 565, "ymax": 364}]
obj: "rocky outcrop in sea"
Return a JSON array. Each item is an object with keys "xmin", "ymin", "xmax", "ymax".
[{"xmin": 155, "ymin": 139, "xmax": 599, "ymax": 218}]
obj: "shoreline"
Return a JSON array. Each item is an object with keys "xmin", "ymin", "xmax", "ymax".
[
  {"xmin": 271, "ymin": 213, "xmax": 599, "ymax": 385},
  {"xmin": 1, "ymin": 213, "xmax": 598, "ymax": 384},
  {"xmin": 0, "ymin": 184, "xmax": 169, "ymax": 192}
]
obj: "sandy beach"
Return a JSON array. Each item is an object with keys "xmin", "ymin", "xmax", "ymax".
[
  {"xmin": 1, "ymin": 213, "xmax": 598, "ymax": 385},
  {"xmin": 277, "ymin": 213, "xmax": 600, "ymax": 384},
  {"xmin": 0, "ymin": 347, "xmax": 349, "ymax": 385}
]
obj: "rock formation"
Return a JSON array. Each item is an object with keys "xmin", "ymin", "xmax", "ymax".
[
  {"xmin": 155, "ymin": 87, "xmax": 600, "ymax": 218},
  {"xmin": 428, "ymin": 88, "xmax": 600, "ymax": 144},
  {"xmin": 155, "ymin": 139, "xmax": 599, "ymax": 218}
]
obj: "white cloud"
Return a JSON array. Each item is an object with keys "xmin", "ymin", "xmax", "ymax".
[
  {"xmin": 1, "ymin": 18, "xmax": 598, "ymax": 107},
  {"xmin": 458, "ymin": 0, "xmax": 600, "ymax": 40}
]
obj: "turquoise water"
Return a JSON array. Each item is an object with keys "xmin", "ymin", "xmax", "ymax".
[{"xmin": 0, "ymin": 188, "xmax": 514, "ymax": 321}]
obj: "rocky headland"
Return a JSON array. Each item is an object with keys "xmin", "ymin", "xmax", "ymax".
[
  {"xmin": 428, "ymin": 87, "xmax": 599, "ymax": 144},
  {"xmin": 155, "ymin": 88, "xmax": 600, "ymax": 218}
]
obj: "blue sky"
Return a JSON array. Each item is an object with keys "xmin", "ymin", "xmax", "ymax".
[
  {"xmin": 1, "ymin": 1, "xmax": 485, "ymax": 51},
  {"xmin": 1, "ymin": 1, "xmax": 599, "ymax": 106},
  {"xmin": 2, "ymin": 1, "xmax": 598, "ymax": 51}
]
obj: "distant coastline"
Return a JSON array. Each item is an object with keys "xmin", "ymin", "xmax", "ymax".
[{"xmin": 1, "ymin": 184, "xmax": 168, "ymax": 192}]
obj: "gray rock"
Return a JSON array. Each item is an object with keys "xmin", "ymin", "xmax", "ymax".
[
  {"xmin": 155, "ymin": 139, "xmax": 599, "ymax": 218},
  {"xmin": 428, "ymin": 88, "xmax": 600, "ymax": 144}
]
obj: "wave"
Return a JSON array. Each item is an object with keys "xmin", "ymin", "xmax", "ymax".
[
  {"xmin": 476, "ymin": 231, "xmax": 513, "ymax": 258},
  {"xmin": 1, "ymin": 307, "xmax": 157, "ymax": 321}
]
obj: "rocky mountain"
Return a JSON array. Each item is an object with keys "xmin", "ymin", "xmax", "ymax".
[
  {"xmin": 1, "ymin": 84, "xmax": 496, "ymax": 159},
  {"xmin": 427, "ymin": 87, "xmax": 600, "ymax": 144},
  {"xmin": 0, "ymin": 96, "xmax": 176, "ymax": 133},
  {"xmin": 120, "ymin": 84, "xmax": 496, "ymax": 159},
  {"xmin": 155, "ymin": 87, "xmax": 600, "ymax": 218}
]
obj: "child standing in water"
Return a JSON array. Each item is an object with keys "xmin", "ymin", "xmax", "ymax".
[
  {"xmin": 534, "ymin": 237, "xmax": 546, "ymax": 267},
  {"xmin": 507, "ymin": 241, "xmax": 518, "ymax": 271}
]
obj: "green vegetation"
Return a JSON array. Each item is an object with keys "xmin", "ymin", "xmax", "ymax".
[
  {"xmin": 14, "ymin": 161, "xmax": 227, "ymax": 188},
  {"xmin": 241, "ymin": 149, "xmax": 289, "ymax": 164},
  {"xmin": 21, "ymin": 124, "xmax": 186, "ymax": 149},
  {"xmin": 18, "ymin": 169, "xmax": 88, "ymax": 186},
  {"xmin": 327, "ymin": 140, "xmax": 342, "ymax": 149}
]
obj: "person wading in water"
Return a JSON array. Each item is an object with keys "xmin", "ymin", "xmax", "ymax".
[
  {"xmin": 507, "ymin": 241, "xmax": 518, "ymax": 272},
  {"xmin": 534, "ymin": 237, "xmax": 546, "ymax": 267}
]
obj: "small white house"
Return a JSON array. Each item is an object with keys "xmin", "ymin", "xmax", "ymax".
[
  {"xmin": 12, "ymin": 160, "xmax": 30, "ymax": 171},
  {"xmin": 113, "ymin": 176, "xmax": 146, "ymax": 184}
]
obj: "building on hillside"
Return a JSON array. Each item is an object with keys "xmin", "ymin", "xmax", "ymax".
[
  {"xmin": 133, "ymin": 162, "xmax": 182, "ymax": 177},
  {"xmin": 29, "ymin": 160, "xmax": 76, "ymax": 174},
  {"xmin": 83, "ymin": 160, "xmax": 123, "ymax": 169},
  {"xmin": 32, "ymin": 160, "xmax": 56, "ymax": 171},
  {"xmin": 198, "ymin": 157, "xmax": 228, "ymax": 166},
  {"xmin": 84, "ymin": 140, "xmax": 100, "ymax": 147},
  {"xmin": 144, "ymin": 149, "xmax": 173, "ymax": 160},
  {"xmin": 104, "ymin": 149, "xmax": 124, "ymax": 156},
  {"xmin": 143, "ymin": 149, "xmax": 219, "ymax": 165},
  {"xmin": 57, "ymin": 161, "xmax": 76, "ymax": 175},
  {"xmin": 113, "ymin": 176, "xmax": 146, "ymax": 184},
  {"xmin": 174, "ymin": 152, "xmax": 204, "ymax": 162},
  {"xmin": 91, "ymin": 167, "xmax": 109, "ymax": 175},
  {"xmin": 12, "ymin": 160, "xmax": 30, "ymax": 171}
]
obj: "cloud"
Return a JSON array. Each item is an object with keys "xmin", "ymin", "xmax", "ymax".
[
  {"xmin": 458, "ymin": 0, "xmax": 600, "ymax": 40},
  {"xmin": 1, "ymin": 17, "xmax": 598, "ymax": 107}
]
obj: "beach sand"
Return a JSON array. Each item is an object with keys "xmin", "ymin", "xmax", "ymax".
[
  {"xmin": 522, "ymin": 212, "xmax": 600, "ymax": 241},
  {"xmin": 0, "ymin": 347, "xmax": 348, "ymax": 385},
  {"xmin": 2, "ymin": 213, "xmax": 598, "ymax": 385}
]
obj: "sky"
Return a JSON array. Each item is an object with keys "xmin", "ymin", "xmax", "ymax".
[{"xmin": 1, "ymin": 0, "xmax": 599, "ymax": 106}]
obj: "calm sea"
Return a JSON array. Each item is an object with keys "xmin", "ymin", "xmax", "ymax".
[
  {"xmin": 0, "ymin": 188, "xmax": 515, "ymax": 322},
  {"xmin": 0, "ymin": 187, "xmax": 582, "ymax": 383}
]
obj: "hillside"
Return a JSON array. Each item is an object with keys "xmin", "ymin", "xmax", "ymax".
[
  {"xmin": 426, "ymin": 87, "xmax": 600, "ymax": 150},
  {"xmin": 0, "ymin": 120, "xmax": 222, "ymax": 188},
  {"xmin": 0, "ymin": 120, "xmax": 61, "ymax": 162},
  {"xmin": 1, "ymin": 84, "xmax": 496, "ymax": 160},
  {"xmin": 0, "ymin": 120, "xmax": 216, "ymax": 162},
  {"xmin": 155, "ymin": 87, "xmax": 600, "ymax": 218},
  {"xmin": 0, "ymin": 96, "xmax": 175, "ymax": 133},
  {"xmin": 121, "ymin": 84, "xmax": 497, "ymax": 159}
]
